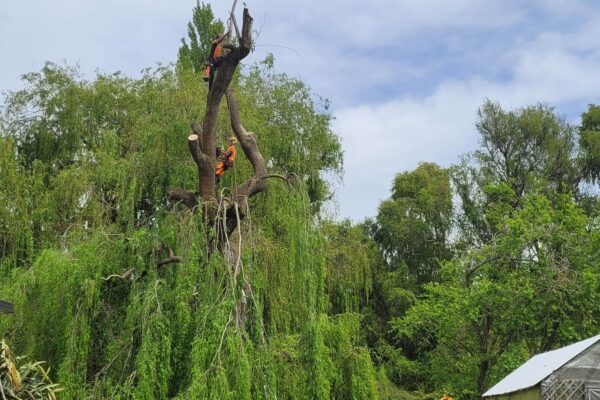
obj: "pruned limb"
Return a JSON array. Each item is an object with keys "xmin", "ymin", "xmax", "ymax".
[
  {"xmin": 240, "ymin": 6, "xmax": 253, "ymax": 53},
  {"xmin": 188, "ymin": 134, "xmax": 211, "ymax": 186},
  {"xmin": 188, "ymin": 135, "xmax": 203, "ymax": 168},
  {"xmin": 191, "ymin": 122, "xmax": 204, "ymax": 148}
]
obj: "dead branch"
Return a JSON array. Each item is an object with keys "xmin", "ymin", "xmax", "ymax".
[
  {"xmin": 226, "ymin": 88, "xmax": 268, "ymax": 200},
  {"xmin": 156, "ymin": 246, "xmax": 182, "ymax": 268},
  {"xmin": 102, "ymin": 267, "xmax": 135, "ymax": 281}
]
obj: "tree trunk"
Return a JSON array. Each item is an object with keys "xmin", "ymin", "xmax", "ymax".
[
  {"xmin": 169, "ymin": 7, "xmax": 253, "ymax": 216},
  {"xmin": 198, "ymin": 7, "xmax": 254, "ymax": 202},
  {"xmin": 168, "ymin": 7, "xmax": 289, "ymax": 244},
  {"xmin": 477, "ymin": 359, "xmax": 489, "ymax": 394}
]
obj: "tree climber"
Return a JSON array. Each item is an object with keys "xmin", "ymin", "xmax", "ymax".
[
  {"xmin": 215, "ymin": 136, "xmax": 237, "ymax": 184},
  {"xmin": 203, "ymin": 30, "xmax": 230, "ymax": 89}
]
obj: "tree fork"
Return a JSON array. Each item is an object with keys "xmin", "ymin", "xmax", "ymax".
[
  {"xmin": 168, "ymin": 6, "xmax": 294, "ymax": 243},
  {"xmin": 169, "ymin": 7, "xmax": 253, "ymax": 224},
  {"xmin": 199, "ymin": 6, "xmax": 253, "ymax": 201}
]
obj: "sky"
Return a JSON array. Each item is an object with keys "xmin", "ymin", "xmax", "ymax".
[{"xmin": 1, "ymin": 0, "xmax": 600, "ymax": 221}]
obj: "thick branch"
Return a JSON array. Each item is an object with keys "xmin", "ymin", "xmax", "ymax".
[
  {"xmin": 226, "ymin": 88, "xmax": 268, "ymax": 199},
  {"xmin": 188, "ymin": 135, "xmax": 202, "ymax": 168},
  {"xmin": 240, "ymin": 7, "xmax": 253, "ymax": 55},
  {"xmin": 156, "ymin": 246, "xmax": 182, "ymax": 267},
  {"xmin": 188, "ymin": 133, "xmax": 211, "ymax": 191},
  {"xmin": 218, "ymin": 88, "xmax": 294, "ymax": 239},
  {"xmin": 191, "ymin": 122, "xmax": 204, "ymax": 148},
  {"xmin": 168, "ymin": 187, "xmax": 197, "ymax": 211},
  {"xmin": 157, "ymin": 255, "xmax": 182, "ymax": 267}
]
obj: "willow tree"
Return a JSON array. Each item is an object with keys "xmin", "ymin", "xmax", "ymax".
[
  {"xmin": 0, "ymin": 3, "xmax": 382, "ymax": 398},
  {"xmin": 169, "ymin": 6, "xmax": 288, "ymax": 246}
]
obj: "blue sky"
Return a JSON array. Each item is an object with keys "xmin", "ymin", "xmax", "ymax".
[{"xmin": 1, "ymin": 0, "xmax": 600, "ymax": 221}]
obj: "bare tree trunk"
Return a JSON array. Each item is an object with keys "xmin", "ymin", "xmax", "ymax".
[
  {"xmin": 198, "ymin": 7, "xmax": 254, "ymax": 202},
  {"xmin": 477, "ymin": 359, "xmax": 490, "ymax": 394},
  {"xmin": 168, "ymin": 7, "xmax": 289, "ymax": 244},
  {"xmin": 169, "ymin": 7, "xmax": 253, "ymax": 220}
]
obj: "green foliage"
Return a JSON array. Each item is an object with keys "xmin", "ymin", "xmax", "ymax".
[
  {"xmin": 394, "ymin": 191, "xmax": 600, "ymax": 394},
  {"xmin": 0, "ymin": 339, "xmax": 62, "ymax": 399},
  {"xmin": 371, "ymin": 162, "xmax": 452, "ymax": 287},
  {"xmin": 322, "ymin": 314, "xmax": 378, "ymax": 400},
  {"xmin": 323, "ymin": 220, "xmax": 374, "ymax": 314},
  {"xmin": 579, "ymin": 104, "xmax": 600, "ymax": 183},
  {"xmin": 474, "ymin": 100, "xmax": 577, "ymax": 197},
  {"xmin": 235, "ymin": 58, "xmax": 343, "ymax": 213},
  {"xmin": 452, "ymin": 100, "xmax": 579, "ymax": 246},
  {"xmin": 363, "ymin": 101, "xmax": 600, "ymax": 398},
  {"xmin": 178, "ymin": 2, "xmax": 225, "ymax": 74},
  {"xmin": 0, "ymin": 137, "xmax": 35, "ymax": 268},
  {"xmin": 0, "ymin": 51, "xmax": 372, "ymax": 398}
]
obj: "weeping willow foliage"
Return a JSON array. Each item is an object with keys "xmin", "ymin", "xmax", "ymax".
[{"xmin": 0, "ymin": 62, "xmax": 379, "ymax": 398}]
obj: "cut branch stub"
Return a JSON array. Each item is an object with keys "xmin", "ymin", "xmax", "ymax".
[{"xmin": 191, "ymin": 122, "xmax": 203, "ymax": 147}]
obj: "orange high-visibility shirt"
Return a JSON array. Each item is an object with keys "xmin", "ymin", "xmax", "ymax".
[
  {"xmin": 213, "ymin": 43, "xmax": 222, "ymax": 59},
  {"xmin": 224, "ymin": 145, "xmax": 236, "ymax": 166}
]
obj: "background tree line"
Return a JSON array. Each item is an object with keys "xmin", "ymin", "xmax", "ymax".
[{"xmin": 337, "ymin": 100, "xmax": 600, "ymax": 398}]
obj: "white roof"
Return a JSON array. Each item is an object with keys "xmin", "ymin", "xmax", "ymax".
[{"xmin": 483, "ymin": 334, "xmax": 600, "ymax": 397}]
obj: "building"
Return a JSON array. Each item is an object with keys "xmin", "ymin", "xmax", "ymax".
[
  {"xmin": 0, "ymin": 300, "xmax": 14, "ymax": 314},
  {"xmin": 483, "ymin": 335, "xmax": 600, "ymax": 400}
]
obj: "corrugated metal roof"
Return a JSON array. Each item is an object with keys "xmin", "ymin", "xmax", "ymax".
[
  {"xmin": 0, "ymin": 300, "xmax": 14, "ymax": 314},
  {"xmin": 483, "ymin": 334, "xmax": 600, "ymax": 397}
]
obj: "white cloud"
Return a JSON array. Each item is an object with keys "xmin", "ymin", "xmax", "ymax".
[
  {"xmin": 252, "ymin": 0, "xmax": 523, "ymax": 43},
  {"xmin": 334, "ymin": 20, "xmax": 600, "ymax": 220},
  {"xmin": 0, "ymin": 0, "xmax": 191, "ymax": 93},
  {"xmin": 332, "ymin": 83, "xmax": 481, "ymax": 220}
]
